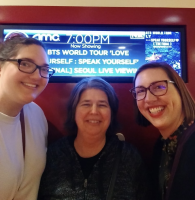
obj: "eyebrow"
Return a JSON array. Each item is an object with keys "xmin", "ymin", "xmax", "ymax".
[
  {"xmin": 21, "ymin": 58, "xmax": 49, "ymax": 67},
  {"xmin": 80, "ymin": 100, "xmax": 109, "ymax": 104},
  {"xmin": 99, "ymin": 100, "xmax": 109, "ymax": 104},
  {"xmin": 135, "ymin": 80, "xmax": 168, "ymax": 88},
  {"xmin": 135, "ymin": 81, "xmax": 158, "ymax": 88},
  {"xmin": 134, "ymin": 84, "xmax": 146, "ymax": 88}
]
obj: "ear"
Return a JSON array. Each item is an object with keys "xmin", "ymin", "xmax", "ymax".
[
  {"xmin": 0, "ymin": 62, "xmax": 3, "ymax": 70},
  {"xmin": 0, "ymin": 63, "xmax": 3, "ymax": 76}
]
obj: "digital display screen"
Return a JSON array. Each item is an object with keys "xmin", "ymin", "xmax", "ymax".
[{"xmin": 1, "ymin": 25, "xmax": 187, "ymax": 82}]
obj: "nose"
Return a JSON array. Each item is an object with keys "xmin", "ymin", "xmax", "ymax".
[
  {"xmin": 90, "ymin": 104, "xmax": 98, "ymax": 114},
  {"xmin": 144, "ymin": 89, "xmax": 157, "ymax": 102}
]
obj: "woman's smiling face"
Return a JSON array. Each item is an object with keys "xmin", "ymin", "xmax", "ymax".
[
  {"xmin": 75, "ymin": 88, "xmax": 111, "ymax": 138},
  {"xmin": 135, "ymin": 68, "xmax": 184, "ymax": 138},
  {"xmin": 0, "ymin": 44, "xmax": 49, "ymax": 106}
]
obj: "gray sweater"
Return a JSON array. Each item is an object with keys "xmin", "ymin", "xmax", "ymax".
[{"xmin": 38, "ymin": 135, "xmax": 150, "ymax": 200}]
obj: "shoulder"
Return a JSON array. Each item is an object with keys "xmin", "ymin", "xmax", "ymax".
[
  {"xmin": 181, "ymin": 129, "xmax": 195, "ymax": 154},
  {"xmin": 121, "ymin": 141, "xmax": 143, "ymax": 164},
  {"xmin": 23, "ymin": 102, "xmax": 47, "ymax": 123},
  {"xmin": 24, "ymin": 102, "xmax": 45, "ymax": 115},
  {"xmin": 48, "ymin": 136, "xmax": 68, "ymax": 150},
  {"xmin": 23, "ymin": 102, "xmax": 48, "ymax": 134},
  {"xmin": 109, "ymin": 137, "xmax": 149, "ymax": 190},
  {"xmin": 170, "ymin": 130, "xmax": 195, "ymax": 199},
  {"xmin": 181, "ymin": 124, "xmax": 195, "ymax": 153},
  {"xmin": 44, "ymin": 136, "xmax": 77, "ymax": 171},
  {"xmin": 47, "ymin": 136, "xmax": 72, "ymax": 159},
  {"xmin": 107, "ymin": 135, "xmax": 143, "ymax": 164}
]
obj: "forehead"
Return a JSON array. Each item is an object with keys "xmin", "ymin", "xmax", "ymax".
[
  {"xmin": 79, "ymin": 88, "xmax": 108, "ymax": 101},
  {"xmin": 14, "ymin": 44, "xmax": 48, "ymax": 64},
  {"xmin": 135, "ymin": 68, "xmax": 169, "ymax": 87}
]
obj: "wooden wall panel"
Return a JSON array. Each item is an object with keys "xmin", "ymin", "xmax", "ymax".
[{"xmin": 1, "ymin": 6, "xmax": 195, "ymax": 164}]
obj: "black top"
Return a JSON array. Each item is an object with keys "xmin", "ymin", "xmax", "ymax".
[
  {"xmin": 159, "ymin": 122, "xmax": 188, "ymax": 199},
  {"xmin": 152, "ymin": 122, "xmax": 195, "ymax": 200},
  {"xmin": 38, "ymin": 135, "xmax": 150, "ymax": 200},
  {"xmin": 69, "ymin": 136, "xmax": 105, "ymax": 179}
]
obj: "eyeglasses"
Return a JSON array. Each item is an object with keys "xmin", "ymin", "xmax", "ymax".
[
  {"xmin": 130, "ymin": 80, "xmax": 175, "ymax": 101},
  {"xmin": 0, "ymin": 58, "xmax": 55, "ymax": 79}
]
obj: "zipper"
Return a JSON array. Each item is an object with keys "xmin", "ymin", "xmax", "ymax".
[{"xmin": 84, "ymin": 179, "xmax": 87, "ymax": 200}]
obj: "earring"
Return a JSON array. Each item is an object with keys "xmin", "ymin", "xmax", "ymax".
[{"xmin": 188, "ymin": 121, "xmax": 194, "ymax": 126}]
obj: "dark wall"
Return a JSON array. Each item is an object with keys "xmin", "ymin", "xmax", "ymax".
[{"xmin": 0, "ymin": 6, "xmax": 195, "ymax": 165}]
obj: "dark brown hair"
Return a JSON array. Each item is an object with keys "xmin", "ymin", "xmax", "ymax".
[
  {"xmin": 65, "ymin": 77, "xmax": 119, "ymax": 136},
  {"xmin": 133, "ymin": 62, "xmax": 195, "ymax": 126}
]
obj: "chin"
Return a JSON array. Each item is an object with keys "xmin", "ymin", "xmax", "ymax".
[
  {"xmin": 21, "ymin": 96, "xmax": 36, "ymax": 104},
  {"xmin": 152, "ymin": 122, "xmax": 166, "ymax": 130},
  {"xmin": 148, "ymin": 119, "xmax": 164, "ymax": 129}
]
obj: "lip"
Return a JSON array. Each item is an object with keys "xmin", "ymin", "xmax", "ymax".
[{"xmin": 148, "ymin": 106, "xmax": 165, "ymax": 118}]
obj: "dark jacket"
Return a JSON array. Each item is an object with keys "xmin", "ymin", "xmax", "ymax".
[
  {"xmin": 152, "ymin": 125, "xmax": 195, "ymax": 200},
  {"xmin": 38, "ymin": 135, "xmax": 149, "ymax": 200}
]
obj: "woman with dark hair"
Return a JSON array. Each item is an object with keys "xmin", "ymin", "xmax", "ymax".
[
  {"xmin": 39, "ymin": 77, "xmax": 149, "ymax": 200},
  {"xmin": 0, "ymin": 35, "xmax": 55, "ymax": 200},
  {"xmin": 130, "ymin": 62, "xmax": 195, "ymax": 200}
]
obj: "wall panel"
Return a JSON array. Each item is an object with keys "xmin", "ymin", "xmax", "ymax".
[{"xmin": 0, "ymin": 6, "xmax": 194, "ymax": 165}]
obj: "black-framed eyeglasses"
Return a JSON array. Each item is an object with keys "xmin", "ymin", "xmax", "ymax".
[
  {"xmin": 130, "ymin": 80, "xmax": 175, "ymax": 101},
  {"xmin": 0, "ymin": 58, "xmax": 55, "ymax": 79}
]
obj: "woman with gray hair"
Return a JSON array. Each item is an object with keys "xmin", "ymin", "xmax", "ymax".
[{"xmin": 39, "ymin": 77, "xmax": 150, "ymax": 200}]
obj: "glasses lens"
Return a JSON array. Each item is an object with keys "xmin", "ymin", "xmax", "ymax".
[
  {"xmin": 150, "ymin": 81, "xmax": 167, "ymax": 96},
  {"xmin": 134, "ymin": 87, "xmax": 146, "ymax": 100},
  {"xmin": 19, "ymin": 60, "xmax": 36, "ymax": 73},
  {"xmin": 19, "ymin": 60, "xmax": 54, "ymax": 78},
  {"xmin": 40, "ymin": 67, "xmax": 54, "ymax": 78}
]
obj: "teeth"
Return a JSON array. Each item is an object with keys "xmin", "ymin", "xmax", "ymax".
[
  {"xmin": 23, "ymin": 83, "xmax": 37, "ymax": 88},
  {"xmin": 149, "ymin": 106, "xmax": 164, "ymax": 113},
  {"xmin": 88, "ymin": 120, "xmax": 99, "ymax": 123}
]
